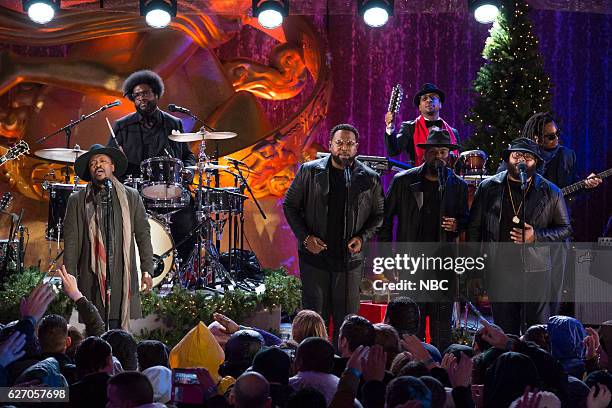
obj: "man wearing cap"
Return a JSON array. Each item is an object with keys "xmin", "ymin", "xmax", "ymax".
[
  {"xmin": 384, "ymin": 83, "xmax": 460, "ymax": 166},
  {"xmin": 379, "ymin": 127, "xmax": 468, "ymax": 350},
  {"xmin": 467, "ymin": 138, "xmax": 572, "ymax": 334},
  {"xmin": 63, "ymin": 144, "xmax": 154, "ymax": 331}
]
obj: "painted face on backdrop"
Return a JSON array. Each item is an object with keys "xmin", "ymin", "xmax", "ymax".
[
  {"xmin": 329, "ymin": 129, "xmax": 358, "ymax": 167},
  {"xmin": 88, "ymin": 153, "xmax": 115, "ymax": 183},
  {"xmin": 131, "ymin": 83, "xmax": 158, "ymax": 115},
  {"xmin": 507, "ymin": 151, "xmax": 538, "ymax": 180},
  {"xmin": 536, "ymin": 121, "xmax": 560, "ymax": 150},
  {"xmin": 418, "ymin": 93, "xmax": 442, "ymax": 117}
]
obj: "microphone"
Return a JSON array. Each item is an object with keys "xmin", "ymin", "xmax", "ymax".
[
  {"xmin": 227, "ymin": 157, "xmax": 247, "ymax": 167},
  {"xmin": 167, "ymin": 104, "xmax": 191, "ymax": 115},
  {"xmin": 103, "ymin": 178, "xmax": 113, "ymax": 190},
  {"xmin": 434, "ymin": 159, "xmax": 446, "ymax": 187},
  {"xmin": 101, "ymin": 100, "xmax": 121, "ymax": 110},
  {"xmin": 518, "ymin": 162, "xmax": 528, "ymax": 190},
  {"xmin": 342, "ymin": 158, "xmax": 351, "ymax": 188}
]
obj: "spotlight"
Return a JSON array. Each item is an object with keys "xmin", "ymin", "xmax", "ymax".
[
  {"xmin": 468, "ymin": 0, "xmax": 500, "ymax": 24},
  {"xmin": 22, "ymin": 0, "xmax": 60, "ymax": 24},
  {"xmin": 358, "ymin": 0, "xmax": 394, "ymax": 28},
  {"xmin": 252, "ymin": 0, "xmax": 289, "ymax": 29},
  {"xmin": 140, "ymin": 0, "xmax": 177, "ymax": 28}
]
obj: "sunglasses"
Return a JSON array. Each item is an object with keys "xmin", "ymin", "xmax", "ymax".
[{"xmin": 542, "ymin": 131, "xmax": 559, "ymax": 142}]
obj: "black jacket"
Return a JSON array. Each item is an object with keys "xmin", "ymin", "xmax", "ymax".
[
  {"xmin": 384, "ymin": 119, "xmax": 460, "ymax": 162},
  {"xmin": 283, "ymin": 156, "xmax": 384, "ymax": 262},
  {"xmin": 466, "ymin": 171, "xmax": 572, "ymax": 243},
  {"xmin": 379, "ymin": 164, "xmax": 469, "ymax": 242},
  {"xmin": 108, "ymin": 109, "xmax": 196, "ymax": 177}
]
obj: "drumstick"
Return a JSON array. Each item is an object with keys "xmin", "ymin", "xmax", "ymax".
[{"xmin": 106, "ymin": 117, "xmax": 124, "ymax": 152}]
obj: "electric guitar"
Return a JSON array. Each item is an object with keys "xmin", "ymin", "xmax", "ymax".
[
  {"xmin": 0, "ymin": 140, "xmax": 30, "ymax": 166},
  {"xmin": 562, "ymin": 167, "xmax": 611, "ymax": 196},
  {"xmin": 388, "ymin": 83, "xmax": 404, "ymax": 116},
  {"xmin": 0, "ymin": 192, "xmax": 12, "ymax": 212}
]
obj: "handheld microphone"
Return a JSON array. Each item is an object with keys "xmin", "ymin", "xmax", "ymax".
[
  {"xmin": 167, "ymin": 104, "xmax": 191, "ymax": 115},
  {"xmin": 434, "ymin": 159, "xmax": 446, "ymax": 187},
  {"xmin": 103, "ymin": 178, "xmax": 113, "ymax": 190},
  {"xmin": 101, "ymin": 100, "xmax": 121, "ymax": 110},
  {"xmin": 342, "ymin": 158, "xmax": 351, "ymax": 188},
  {"xmin": 518, "ymin": 162, "xmax": 528, "ymax": 190}
]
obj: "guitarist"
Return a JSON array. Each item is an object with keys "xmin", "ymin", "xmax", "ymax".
[{"xmin": 384, "ymin": 83, "xmax": 460, "ymax": 166}]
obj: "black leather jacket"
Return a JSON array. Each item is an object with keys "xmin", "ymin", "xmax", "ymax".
[
  {"xmin": 283, "ymin": 156, "xmax": 384, "ymax": 261},
  {"xmin": 379, "ymin": 164, "xmax": 469, "ymax": 242},
  {"xmin": 467, "ymin": 171, "xmax": 572, "ymax": 242}
]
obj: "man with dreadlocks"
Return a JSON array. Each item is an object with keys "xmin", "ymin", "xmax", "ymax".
[{"xmin": 108, "ymin": 69, "xmax": 197, "ymax": 265}]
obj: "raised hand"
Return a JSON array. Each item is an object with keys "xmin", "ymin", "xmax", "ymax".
[
  {"xmin": 479, "ymin": 318, "xmax": 510, "ymax": 350},
  {"xmin": 363, "ymin": 344, "xmax": 387, "ymax": 382},
  {"xmin": 213, "ymin": 312, "xmax": 240, "ymax": 334},
  {"xmin": 57, "ymin": 265, "xmax": 83, "ymax": 302},
  {"xmin": 0, "ymin": 331, "xmax": 26, "ymax": 368},
  {"xmin": 20, "ymin": 282, "xmax": 55, "ymax": 324}
]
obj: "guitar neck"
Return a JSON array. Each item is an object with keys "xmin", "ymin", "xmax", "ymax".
[{"xmin": 562, "ymin": 167, "xmax": 612, "ymax": 196}]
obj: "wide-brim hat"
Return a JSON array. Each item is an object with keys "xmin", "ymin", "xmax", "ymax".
[
  {"xmin": 413, "ymin": 83, "xmax": 445, "ymax": 106},
  {"xmin": 416, "ymin": 128, "xmax": 459, "ymax": 150},
  {"xmin": 75, "ymin": 144, "xmax": 128, "ymax": 182},
  {"xmin": 502, "ymin": 137, "xmax": 543, "ymax": 162}
]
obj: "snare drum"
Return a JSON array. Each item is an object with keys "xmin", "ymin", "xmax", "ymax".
[
  {"xmin": 135, "ymin": 216, "xmax": 175, "ymax": 289},
  {"xmin": 459, "ymin": 150, "xmax": 488, "ymax": 175},
  {"xmin": 143, "ymin": 189, "xmax": 191, "ymax": 211},
  {"xmin": 203, "ymin": 187, "xmax": 244, "ymax": 214},
  {"xmin": 141, "ymin": 157, "xmax": 184, "ymax": 200},
  {"xmin": 46, "ymin": 183, "xmax": 86, "ymax": 241}
]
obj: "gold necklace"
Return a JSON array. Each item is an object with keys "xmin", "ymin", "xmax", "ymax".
[{"xmin": 507, "ymin": 176, "xmax": 532, "ymax": 224}]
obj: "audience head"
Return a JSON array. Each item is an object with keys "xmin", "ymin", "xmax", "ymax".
[
  {"xmin": 338, "ymin": 314, "xmax": 375, "ymax": 357},
  {"xmin": 584, "ymin": 370, "xmax": 612, "ymax": 396},
  {"xmin": 384, "ymin": 296, "xmax": 420, "ymax": 336},
  {"xmin": 390, "ymin": 351, "xmax": 412, "ymax": 377},
  {"xmin": 142, "ymin": 365, "xmax": 172, "ymax": 404},
  {"xmin": 547, "ymin": 315, "xmax": 587, "ymax": 378},
  {"xmin": 386, "ymin": 376, "xmax": 432, "ymax": 408},
  {"xmin": 294, "ymin": 337, "xmax": 335, "ymax": 373},
  {"xmin": 292, "ymin": 310, "xmax": 328, "ymax": 343},
  {"xmin": 107, "ymin": 371, "xmax": 154, "ymax": 408},
  {"xmin": 66, "ymin": 325, "xmax": 84, "ymax": 360},
  {"xmin": 398, "ymin": 361, "xmax": 430, "ymax": 378},
  {"xmin": 443, "ymin": 344, "xmax": 474, "ymax": 361},
  {"xmin": 101, "ymin": 329, "xmax": 138, "ymax": 371},
  {"xmin": 231, "ymin": 372, "xmax": 272, "ymax": 408},
  {"xmin": 420, "ymin": 376, "xmax": 447, "ymax": 408},
  {"xmin": 286, "ymin": 387, "xmax": 327, "ymax": 408},
  {"xmin": 522, "ymin": 324, "xmax": 550, "ymax": 352},
  {"xmin": 374, "ymin": 323, "xmax": 401, "ymax": 369},
  {"xmin": 252, "ymin": 346, "xmax": 291, "ymax": 385},
  {"xmin": 136, "ymin": 340, "xmax": 169, "ymax": 371},
  {"xmin": 75, "ymin": 336, "xmax": 113, "ymax": 379},
  {"xmin": 38, "ymin": 314, "xmax": 70, "ymax": 354},
  {"xmin": 219, "ymin": 329, "xmax": 264, "ymax": 378},
  {"xmin": 484, "ymin": 351, "xmax": 541, "ymax": 408},
  {"xmin": 599, "ymin": 320, "xmax": 612, "ymax": 370}
]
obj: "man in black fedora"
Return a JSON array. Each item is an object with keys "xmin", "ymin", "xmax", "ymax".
[
  {"xmin": 467, "ymin": 137, "xmax": 572, "ymax": 334},
  {"xmin": 379, "ymin": 127, "xmax": 468, "ymax": 351},
  {"xmin": 384, "ymin": 83, "xmax": 460, "ymax": 166},
  {"xmin": 63, "ymin": 144, "xmax": 154, "ymax": 331}
]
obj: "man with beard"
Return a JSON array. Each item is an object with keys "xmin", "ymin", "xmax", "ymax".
[
  {"xmin": 108, "ymin": 70, "xmax": 196, "ymax": 266},
  {"xmin": 467, "ymin": 138, "xmax": 572, "ymax": 334},
  {"xmin": 384, "ymin": 83, "xmax": 459, "ymax": 166},
  {"xmin": 379, "ymin": 128, "xmax": 468, "ymax": 350},
  {"xmin": 283, "ymin": 124, "xmax": 384, "ymax": 343}
]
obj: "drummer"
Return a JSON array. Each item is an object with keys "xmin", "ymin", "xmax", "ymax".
[{"xmin": 108, "ymin": 69, "xmax": 197, "ymax": 264}]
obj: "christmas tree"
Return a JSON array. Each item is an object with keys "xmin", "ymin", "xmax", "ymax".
[{"xmin": 464, "ymin": 0, "xmax": 553, "ymax": 173}]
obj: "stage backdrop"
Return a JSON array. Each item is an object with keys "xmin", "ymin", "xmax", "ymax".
[{"xmin": 0, "ymin": 8, "xmax": 610, "ymax": 275}]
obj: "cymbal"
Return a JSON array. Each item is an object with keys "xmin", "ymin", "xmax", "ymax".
[
  {"xmin": 185, "ymin": 164, "xmax": 231, "ymax": 172},
  {"xmin": 203, "ymin": 131, "xmax": 237, "ymax": 140},
  {"xmin": 34, "ymin": 148, "xmax": 88, "ymax": 163},
  {"xmin": 169, "ymin": 130, "xmax": 237, "ymax": 142}
]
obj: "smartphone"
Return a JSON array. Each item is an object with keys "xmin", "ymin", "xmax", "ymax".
[
  {"xmin": 171, "ymin": 368, "xmax": 204, "ymax": 404},
  {"xmin": 43, "ymin": 276, "xmax": 63, "ymax": 290}
]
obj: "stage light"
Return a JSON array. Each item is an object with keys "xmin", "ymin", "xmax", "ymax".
[
  {"xmin": 468, "ymin": 0, "xmax": 499, "ymax": 24},
  {"xmin": 140, "ymin": 0, "xmax": 177, "ymax": 28},
  {"xmin": 22, "ymin": 0, "xmax": 60, "ymax": 24},
  {"xmin": 252, "ymin": 0, "xmax": 289, "ymax": 29},
  {"xmin": 358, "ymin": 0, "xmax": 394, "ymax": 28}
]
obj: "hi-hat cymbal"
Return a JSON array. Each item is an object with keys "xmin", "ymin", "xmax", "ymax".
[
  {"xmin": 169, "ymin": 130, "xmax": 237, "ymax": 142},
  {"xmin": 185, "ymin": 164, "xmax": 230, "ymax": 172},
  {"xmin": 203, "ymin": 131, "xmax": 237, "ymax": 140},
  {"xmin": 34, "ymin": 148, "xmax": 88, "ymax": 163}
]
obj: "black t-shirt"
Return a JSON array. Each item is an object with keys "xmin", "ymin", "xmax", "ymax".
[
  {"xmin": 500, "ymin": 178, "xmax": 531, "ymax": 242},
  {"xmin": 326, "ymin": 166, "xmax": 348, "ymax": 260},
  {"xmin": 419, "ymin": 178, "xmax": 442, "ymax": 242}
]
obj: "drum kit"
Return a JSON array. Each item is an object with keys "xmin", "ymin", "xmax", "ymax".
[{"xmin": 35, "ymin": 129, "xmax": 261, "ymax": 291}]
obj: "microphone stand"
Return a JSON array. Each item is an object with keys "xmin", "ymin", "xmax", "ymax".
[
  {"xmin": 520, "ymin": 176, "xmax": 527, "ymax": 333},
  {"xmin": 343, "ymin": 161, "xmax": 352, "ymax": 330},
  {"xmin": 104, "ymin": 182, "xmax": 113, "ymax": 331}
]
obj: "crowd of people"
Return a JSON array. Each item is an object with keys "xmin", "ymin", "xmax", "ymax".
[{"xmin": 1, "ymin": 267, "xmax": 611, "ymax": 408}]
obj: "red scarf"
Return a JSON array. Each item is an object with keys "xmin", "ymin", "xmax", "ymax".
[{"xmin": 413, "ymin": 115, "xmax": 458, "ymax": 166}]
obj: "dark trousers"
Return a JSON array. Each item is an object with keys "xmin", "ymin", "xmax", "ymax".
[
  {"xmin": 491, "ymin": 302, "xmax": 550, "ymax": 335},
  {"xmin": 299, "ymin": 258, "xmax": 362, "ymax": 347}
]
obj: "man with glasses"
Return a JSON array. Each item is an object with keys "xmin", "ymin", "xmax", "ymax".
[
  {"xmin": 384, "ymin": 83, "xmax": 459, "ymax": 166},
  {"xmin": 283, "ymin": 124, "xmax": 384, "ymax": 343},
  {"xmin": 467, "ymin": 138, "xmax": 572, "ymax": 334}
]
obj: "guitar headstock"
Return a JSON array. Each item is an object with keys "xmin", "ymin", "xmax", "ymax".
[
  {"xmin": 0, "ymin": 192, "xmax": 12, "ymax": 213},
  {"xmin": 0, "ymin": 140, "xmax": 30, "ymax": 165},
  {"xmin": 388, "ymin": 84, "xmax": 404, "ymax": 114}
]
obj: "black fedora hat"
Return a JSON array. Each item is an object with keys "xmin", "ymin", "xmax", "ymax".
[
  {"xmin": 502, "ymin": 137, "xmax": 543, "ymax": 162},
  {"xmin": 75, "ymin": 144, "xmax": 128, "ymax": 182},
  {"xmin": 413, "ymin": 83, "xmax": 445, "ymax": 106},
  {"xmin": 416, "ymin": 128, "xmax": 459, "ymax": 150}
]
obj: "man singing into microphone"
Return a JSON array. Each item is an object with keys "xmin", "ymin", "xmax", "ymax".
[
  {"xmin": 108, "ymin": 69, "xmax": 196, "ymax": 263},
  {"xmin": 467, "ymin": 138, "xmax": 572, "ymax": 334},
  {"xmin": 63, "ymin": 144, "xmax": 154, "ymax": 330},
  {"xmin": 283, "ymin": 124, "xmax": 384, "ymax": 345}
]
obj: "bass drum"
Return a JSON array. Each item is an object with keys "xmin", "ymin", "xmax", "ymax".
[{"xmin": 136, "ymin": 216, "xmax": 175, "ymax": 289}]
